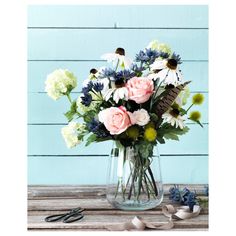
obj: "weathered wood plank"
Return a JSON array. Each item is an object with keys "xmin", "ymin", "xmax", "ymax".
[
  {"xmin": 28, "ymin": 185, "xmax": 208, "ymax": 230},
  {"xmin": 28, "ymin": 214, "xmax": 208, "ymax": 230},
  {"xmin": 28, "ymin": 184, "xmax": 208, "ymax": 199},
  {"xmin": 28, "ymin": 197, "xmax": 208, "ymax": 211}
]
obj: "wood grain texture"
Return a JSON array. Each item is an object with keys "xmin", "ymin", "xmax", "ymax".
[
  {"xmin": 27, "ymin": 5, "xmax": 208, "ymax": 185},
  {"xmin": 28, "ymin": 185, "xmax": 208, "ymax": 231},
  {"xmin": 28, "ymin": 29, "xmax": 208, "ymax": 60},
  {"xmin": 28, "ymin": 5, "xmax": 208, "ymax": 28}
]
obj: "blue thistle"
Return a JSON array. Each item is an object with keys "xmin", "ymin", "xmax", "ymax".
[
  {"xmin": 93, "ymin": 82, "xmax": 104, "ymax": 92},
  {"xmin": 98, "ymin": 68, "xmax": 116, "ymax": 79},
  {"xmin": 135, "ymin": 50, "xmax": 149, "ymax": 62},
  {"xmin": 171, "ymin": 52, "xmax": 182, "ymax": 64},
  {"xmin": 87, "ymin": 118, "xmax": 110, "ymax": 138},
  {"xmin": 130, "ymin": 63, "xmax": 145, "ymax": 73},
  {"xmin": 82, "ymin": 81, "xmax": 93, "ymax": 94},
  {"xmin": 169, "ymin": 186, "xmax": 198, "ymax": 211},
  {"xmin": 115, "ymin": 69, "xmax": 135, "ymax": 80},
  {"xmin": 81, "ymin": 93, "xmax": 92, "ymax": 106}
]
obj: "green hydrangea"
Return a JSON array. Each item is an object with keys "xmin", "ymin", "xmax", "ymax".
[{"xmin": 147, "ymin": 40, "xmax": 172, "ymax": 55}]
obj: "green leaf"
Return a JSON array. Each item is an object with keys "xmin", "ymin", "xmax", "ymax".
[
  {"xmin": 149, "ymin": 113, "xmax": 159, "ymax": 122},
  {"xmin": 64, "ymin": 100, "xmax": 79, "ymax": 122},
  {"xmin": 156, "ymin": 136, "xmax": 165, "ymax": 144},
  {"xmin": 83, "ymin": 110, "xmax": 97, "ymax": 123},
  {"xmin": 164, "ymin": 133, "xmax": 179, "ymax": 141},
  {"xmin": 85, "ymin": 133, "xmax": 97, "ymax": 146}
]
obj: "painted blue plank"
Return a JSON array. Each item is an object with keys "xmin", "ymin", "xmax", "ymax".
[
  {"xmin": 28, "ymin": 29, "xmax": 208, "ymax": 60},
  {"xmin": 28, "ymin": 61, "xmax": 208, "ymax": 92},
  {"xmin": 28, "ymin": 155, "xmax": 208, "ymax": 185},
  {"xmin": 28, "ymin": 124, "xmax": 208, "ymax": 155},
  {"xmin": 28, "ymin": 92, "xmax": 208, "ymax": 124},
  {"xmin": 28, "ymin": 5, "xmax": 208, "ymax": 28}
]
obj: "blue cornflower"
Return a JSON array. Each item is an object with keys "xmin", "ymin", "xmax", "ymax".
[
  {"xmin": 98, "ymin": 68, "xmax": 116, "ymax": 79},
  {"xmin": 81, "ymin": 93, "xmax": 92, "ymax": 106},
  {"xmin": 171, "ymin": 52, "xmax": 182, "ymax": 64},
  {"xmin": 87, "ymin": 118, "xmax": 110, "ymax": 138},
  {"xmin": 82, "ymin": 81, "xmax": 93, "ymax": 94},
  {"xmin": 93, "ymin": 82, "xmax": 104, "ymax": 92},
  {"xmin": 159, "ymin": 51, "xmax": 170, "ymax": 59},
  {"xmin": 130, "ymin": 63, "xmax": 145, "ymax": 74},
  {"xmin": 135, "ymin": 49, "xmax": 161, "ymax": 64},
  {"xmin": 135, "ymin": 50, "xmax": 149, "ymax": 62},
  {"xmin": 145, "ymin": 48, "xmax": 160, "ymax": 63},
  {"xmin": 115, "ymin": 69, "xmax": 135, "ymax": 80}
]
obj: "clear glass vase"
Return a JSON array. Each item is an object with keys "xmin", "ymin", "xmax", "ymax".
[{"xmin": 106, "ymin": 142, "xmax": 163, "ymax": 210}]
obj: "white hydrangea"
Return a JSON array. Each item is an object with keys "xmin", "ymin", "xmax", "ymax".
[
  {"xmin": 45, "ymin": 69, "xmax": 77, "ymax": 100},
  {"xmin": 61, "ymin": 122, "xmax": 86, "ymax": 148},
  {"xmin": 147, "ymin": 40, "xmax": 172, "ymax": 55}
]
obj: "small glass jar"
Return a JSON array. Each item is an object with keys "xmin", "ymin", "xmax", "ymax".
[{"xmin": 106, "ymin": 142, "xmax": 163, "ymax": 210}]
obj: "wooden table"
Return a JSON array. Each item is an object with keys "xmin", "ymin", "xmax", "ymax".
[{"xmin": 28, "ymin": 184, "xmax": 208, "ymax": 231}]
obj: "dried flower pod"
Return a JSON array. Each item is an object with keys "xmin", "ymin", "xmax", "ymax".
[
  {"xmin": 90, "ymin": 68, "xmax": 98, "ymax": 74},
  {"xmin": 115, "ymin": 47, "xmax": 125, "ymax": 56},
  {"xmin": 155, "ymin": 81, "xmax": 191, "ymax": 117}
]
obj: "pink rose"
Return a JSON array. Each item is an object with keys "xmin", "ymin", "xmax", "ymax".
[
  {"xmin": 98, "ymin": 106, "xmax": 131, "ymax": 135},
  {"xmin": 128, "ymin": 109, "xmax": 150, "ymax": 126},
  {"xmin": 126, "ymin": 76, "xmax": 154, "ymax": 104}
]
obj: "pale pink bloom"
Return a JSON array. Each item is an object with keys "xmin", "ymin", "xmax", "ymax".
[
  {"xmin": 98, "ymin": 106, "xmax": 131, "ymax": 135},
  {"xmin": 126, "ymin": 77, "xmax": 154, "ymax": 104},
  {"xmin": 128, "ymin": 109, "xmax": 150, "ymax": 126}
]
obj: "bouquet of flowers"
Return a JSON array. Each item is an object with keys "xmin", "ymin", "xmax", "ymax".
[{"xmin": 45, "ymin": 40, "xmax": 204, "ymax": 208}]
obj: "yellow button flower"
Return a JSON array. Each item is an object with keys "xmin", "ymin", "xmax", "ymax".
[
  {"xmin": 144, "ymin": 127, "xmax": 157, "ymax": 142},
  {"xmin": 192, "ymin": 93, "xmax": 204, "ymax": 105},
  {"xmin": 189, "ymin": 111, "xmax": 201, "ymax": 122}
]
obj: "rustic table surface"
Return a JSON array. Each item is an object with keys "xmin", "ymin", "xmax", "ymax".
[{"xmin": 28, "ymin": 184, "xmax": 208, "ymax": 231}]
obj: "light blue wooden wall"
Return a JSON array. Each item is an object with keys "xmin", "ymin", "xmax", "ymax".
[{"xmin": 27, "ymin": 5, "xmax": 208, "ymax": 185}]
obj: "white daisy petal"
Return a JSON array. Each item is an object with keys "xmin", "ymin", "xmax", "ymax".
[
  {"xmin": 101, "ymin": 53, "xmax": 118, "ymax": 62},
  {"xmin": 150, "ymin": 59, "xmax": 167, "ymax": 70}
]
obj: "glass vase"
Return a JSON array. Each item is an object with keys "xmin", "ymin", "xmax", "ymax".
[{"xmin": 106, "ymin": 141, "xmax": 163, "ymax": 210}]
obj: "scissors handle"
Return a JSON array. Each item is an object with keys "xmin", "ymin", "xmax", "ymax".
[
  {"xmin": 45, "ymin": 213, "xmax": 68, "ymax": 222},
  {"xmin": 63, "ymin": 213, "xmax": 84, "ymax": 223}
]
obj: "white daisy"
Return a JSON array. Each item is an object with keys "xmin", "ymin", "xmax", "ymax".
[
  {"xmin": 162, "ymin": 109, "xmax": 185, "ymax": 129},
  {"xmin": 103, "ymin": 86, "xmax": 129, "ymax": 104},
  {"xmin": 101, "ymin": 48, "xmax": 132, "ymax": 69},
  {"xmin": 150, "ymin": 59, "xmax": 183, "ymax": 86}
]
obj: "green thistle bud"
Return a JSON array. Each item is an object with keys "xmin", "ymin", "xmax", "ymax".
[
  {"xmin": 192, "ymin": 93, "xmax": 204, "ymax": 105},
  {"xmin": 126, "ymin": 126, "xmax": 139, "ymax": 139},
  {"xmin": 189, "ymin": 111, "xmax": 201, "ymax": 122}
]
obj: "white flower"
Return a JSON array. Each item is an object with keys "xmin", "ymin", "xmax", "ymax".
[
  {"xmin": 103, "ymin": 87, "xmax": 129, "ymax": 103},
  {"xmin": 128, "ymin": 109, "xmax": 150, "ymax": 126},
  {"xmin": 45, "ymin": 69, "xmax": 77, "ymax": 100},
  {"xmin": 101, "ymin": 48, "xmax": 132, "ymax": 69},
  {"xmin": 147, "ymin": 40, "xmax": 172, "ymax": 55},
  {"xmin": 150, "ymin": 59, "xmax": 183, "ymax": 86},
  {"xmin": 162, "ymin": 110, "xmax": 185, "ymax": 129},
  {"xmin": 61, "ymin": 122, "xmax": 86, "ymax": 148}
]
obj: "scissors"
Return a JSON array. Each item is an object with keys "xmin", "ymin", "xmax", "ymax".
[{"xmin": 45, "ymin": 207, "xmax": 84, "ymax": 223}]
